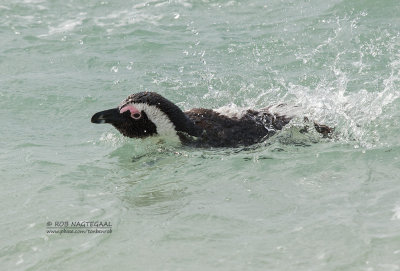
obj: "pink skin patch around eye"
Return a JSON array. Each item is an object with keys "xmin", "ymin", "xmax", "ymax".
[{"xmin": 120, "ymin": 105, "xmax": 140, "ymax": 118}]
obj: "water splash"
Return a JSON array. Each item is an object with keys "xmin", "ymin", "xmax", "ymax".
[
  {"xmin": 285, "ymin": 51, "xmax": 400, "ymax": 148},
  {"xmin": 193, "ymin": 11, "xmax": 400, "ymax": 149}
]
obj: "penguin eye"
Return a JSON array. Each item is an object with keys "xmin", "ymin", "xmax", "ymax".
[{"xmin": 132, "ymin": 112, "xmax": 141, "ymax": 119}]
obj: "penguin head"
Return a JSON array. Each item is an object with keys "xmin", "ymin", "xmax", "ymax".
[{"xmin": 91, "ymin": 92, "xmax": 199, "ymax": 139}]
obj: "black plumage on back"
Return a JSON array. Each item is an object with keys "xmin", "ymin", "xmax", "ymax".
[{"xmin": 182, "ymin": 108, "xmax": 291, "ymax": 147}]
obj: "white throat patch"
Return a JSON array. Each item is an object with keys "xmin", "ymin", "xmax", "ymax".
[{"xmin": 130, "ymin": 103, "xmax": 178, "ymax": 139}]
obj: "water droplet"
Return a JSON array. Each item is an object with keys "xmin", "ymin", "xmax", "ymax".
[{"xmin": 126, "ymin": 61, "xmax": 133, "ymax": 70}]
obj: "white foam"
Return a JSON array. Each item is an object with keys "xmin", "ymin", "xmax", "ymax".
[
  {"xmin": 214, "ymin": 103, "xmax": 304, "ymax": 119},
  {"xmin": 23, "ymin": 0, "xmax": 45, "ymax": 3},
  {"xmin": 391, "ymin": 205, "xmax": 400, "ymax": 220},
  {"xmin": 16, "ymin": 254, "xmax": 24, "ymax": 266},
  {"xmin": 99, "ymin": 132, "xmax": 122, "ymax": 147},
  {"xmin": 48, "ymin": 19, "xmax": 83, "ymax": 35},
  {"xmin": 214, "ymin": 104, "xmax": 248, "ymax": 119},
  {"xmin": 266, "ymin": 104, "xmax": 306, "ymax": 118},
  {"xmin": 39, "ymin": 13, "xmax": 86, "ymax": 36},
  {"xmin": 94, "ymin": 10, "xmax": 163, "ymax": 28}
]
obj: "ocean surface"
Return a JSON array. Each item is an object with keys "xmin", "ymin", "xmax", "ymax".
[{"xmin": 1, "ymin": 0, "xmax": 400, "ymax": 270}]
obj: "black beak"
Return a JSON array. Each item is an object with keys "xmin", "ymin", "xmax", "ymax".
[{"xmin": 91, "ymin": 108, "xmax": 123, "ymax": 124}]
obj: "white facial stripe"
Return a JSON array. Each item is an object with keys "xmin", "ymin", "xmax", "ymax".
[{"xmin": 132, "ymin": 103, "xmax": 178, "ymax": 138}]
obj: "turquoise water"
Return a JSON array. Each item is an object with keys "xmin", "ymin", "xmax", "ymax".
[{"xmin": 1, "ymin": 0, "xmax": 400, "ymax": 270}]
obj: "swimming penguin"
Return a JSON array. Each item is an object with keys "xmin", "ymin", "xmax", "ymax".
[{"xmin": 91, "ymin": 92, "xmax": 332, "ymax": 147}]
